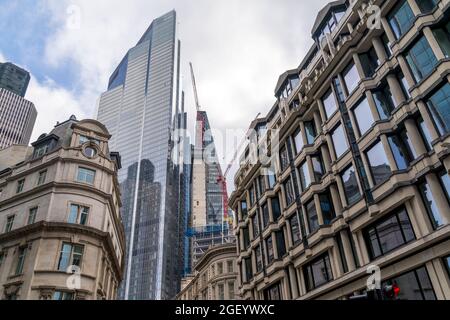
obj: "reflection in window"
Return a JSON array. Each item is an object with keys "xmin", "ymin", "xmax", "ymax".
[
  {"xmin": 353, "ymin": 98, "xmax": 375, "ymax": 135},
  {"xmin": 319, "ymin": 193, "xmax": 336, "ymax": 225},
  {"xmin": 343, "ymin": 62, "xmax": 360, "ymax": 94},
  {"xmin": 265, "ymin": 236, "xmax": 274, "ymax": 265},
  {"xmin": 388, "ymin": 131, "xmax": 414, "ymax": 170},
  {"xmin": 304, "ymin": 121, "xmax": 317, "ymax": 145},
  {"xmin": 284, "ymin": 178, "xmax": 295, "ymax": 207},
  {"xmin": 373, "ymin": 84, "xmax": 395, "ymax": 119},
  {"xmin": 306, "ymin": 199, "xmax": 319, "ymax": 234},
  {"xmin": 433, "ymin": 21, "xmax": 450, "ymax": 58},
  {"xmin": 440, "ymin": 171, "xmax": 450, "ymax": 201},
  {"xmin": 77, "ymin": 167, "xmax": 95, "ymax": 184},
  {"xmin": 426, "ymin": 82, "xmax": 450, "ymax": 135},
  {"xmin": 417, "ymin": 0, "xmax": 439, "ymax": 13},
  {"xmin": 331, "ymin": 124, "xmax": 349, "ymax": 159},
  {"xmin": 322, "ymin": 89, "xmax": 338, "ymax": 119},
  {"xmin": 359, "ymin": 47, "xmax": 380, "ymax": 78},
  {"xmin": 405, "ymin": 36, "xmax": 438, "ymax": 83},
  {"xmin": 298, "ymin": 161, "xmax": 312, "ymax": 192},
  {"xmin": 366, "ymin": 141, "xmax": 392, "ymax": 186},
  {"xmin": 275, "ymin": 230, "xmax": 286, "ymax": 258},
  {"xmin": 388, "ymin": 0, "xmax": 415, "ymax": 40},
  {"xmin": 262, "ymin": 203, "xmax": 270, "ymax": 229},
  {"xmin": 382, "ymin": 267, "xmax": 436, "ymax": 300},
  {"xmin": 311, "ymin": 154, "xmax": 325, "ymax": 182},
  {"xmin": 419, "ymin": 182, "xmax": 444, "ymax": 228},
  {"xmin": 341, "ymin": 166, "xmax": 361, "ymax": 206},
  {"xmin": 417, "ymin": 116, "xmax": 433, "ymax": 151},
  {"xmin": 289, "ymin": 214, "xmax": 302, "ymax": 246},
  {"xmin": 293, "ymin": 129, "xmax": 304, "ymax": 154},
  {"xmin": 364, "ymin": 207, "xmax": 414, "ymax": 259},
  {"xmin": 271, "ymin": 196, "xmax": 282, "ymax": 221},
  {"xmin": 303, "ymin": 254, "xmax": 333, "ymax": 291}
]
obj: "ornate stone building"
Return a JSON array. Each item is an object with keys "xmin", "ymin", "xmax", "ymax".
[
  {"xmin": 230, "ymin": 0, "xmax": 450, "ymax": 300},
  {"xmin": 177, "ymin": 243, "xmax": 240, "ymax": 300},
  {"xmin": 0, "ymin": 116, "xmax": 125, "ymax": 300}
]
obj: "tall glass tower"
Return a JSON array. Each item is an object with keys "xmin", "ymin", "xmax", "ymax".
[{"xmin": 97, "ymin": 10, "xmax": 184, "ymax": 300}]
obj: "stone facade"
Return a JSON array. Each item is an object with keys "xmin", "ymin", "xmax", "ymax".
[
  {"xmin": 177, "ymin": 243, "xmax": 240, "ymax": 300},
  {"xmin": 0, "ymin": 116, "xmax": 125, "ymax": 300},
  {"xmin": 230, "ymin": 0, "xmax": 450, "ymax": 300}
]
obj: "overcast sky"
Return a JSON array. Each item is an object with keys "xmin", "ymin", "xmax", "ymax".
[{"xmin": 0, "ymin": 0, "xmax": 330, "ymax": 190}]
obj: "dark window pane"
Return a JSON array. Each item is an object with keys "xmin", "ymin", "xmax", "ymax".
[
  {"xmin": 262, "ymin": 203, "xmax": 270, "ymax": 229},
  {"xmin": 275, "ymin": 230, "xmax": 286, "ymax": 258},
  {"xmin": 280, "ymin": 145, "xmax": 290, "ymax": 172},
  {"xmin": 289, "ymin": 214, "xmax": 302, "ymax": 245},
  {"xmin": 271, "ymin": 197, "xmax": 282, "ymax": 221},
  {"xmin": 266, "ymin": 236, "xmax": 274, "ymax": 265},
  {"xmin": 417, "ymin": 0, "xmax": 439, "ymax": 13},
  {"xmin": 294, "ymin": 129, "xmax": 304, "ymax": 154},
  {"xmin": 373, "ymin": 84, "xmax": 395, "ymax": 119},
  {"xmin": 299, "ymin": 161, "xmax": 312, "ymax": 192},
  {"xmin": 366, "ymin": 141, "xmax": 392, "ymax": 186},
  {"xmin": 426, "ymin": 82, "xmax": 450, "ymax": 135},
  {"xmin": 304, "ymin": 254, "xmax": 333, "ymax": 291},
  {"xmin": 305, "ymin": 121, "xmax": 317, "ymax": 145},
  {"xmin": 359, "ymin": 47, "xmax": 380, "ymax": 78},
  {"xmin": 383, "ymin": 267, "xmax": 436, "ymax": 300},
  {"xmin": 319, "ymin": 193, "xmax": 336, "ymax": 225},
  {"xmin": 284, "ymin": 178, "xmax": 295, "ymax": 206},
  {"xmin": 433, "ymin": 21, "xmax": 450, "ymax": 58},
  {"xmin": 341, "ymin": 166, "xmax": 361, "ymax": 205},
  {"xmin": 252, "ymin": 214, "xmax": 260, "ymax": 238},
  {"xmin": 388, "ymin": 133, "xmax": 413, "ymax": 170},
  {"xmin": 306, "ymin": 200, "xmax": 319, "ymax": 233},
  {"xmin": 311, "ymin": 155, "xmax": 325, "ymax": 182},
  {"xmin": 353, "ymin": 98, "xmax": 375, "ymax": 135}
]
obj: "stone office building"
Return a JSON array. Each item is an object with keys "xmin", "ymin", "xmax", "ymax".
[
  {"xmin": 230, "ymin": 0, "xmax": 450, "ymax": 300},
  {"xmin": 0, "ymin": 116, "xmax": 125, "ymax": 300},
  {"xmin": 177, "ymin": 243, "xmax": 240, "ymax": 300}
]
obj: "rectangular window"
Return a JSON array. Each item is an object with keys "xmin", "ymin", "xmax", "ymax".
[
  {"xmin": 373, "ymin": 84, "xmax": 395, "ymax": 119},
  {"xmin": 366, "ymin": 141, "xmax": 392, "ymax": 186},
  {"xmin": 243, "ymin": 257, "xmax": 253, "ymax": 283},
  {"xmin": 58, "ymin": 243, "xmax": 84, "ymax": 272},
  {"xmin": 332, "ymin": 124, "xmax": 349, "ymax": 159},
  {"xmin": 265, "ymin": 236, "xmax": 274, "ymax": 265},
  {"xmin": 259, "ymin": 175, "xmax": 267, "ymax": 194},
  {"xmin": 398, "ymin": 71, "xmax": 411, "ymax": 99},
  {"xmin": 218, "ymin": 284, "xmax": 225, "ymax": 300},
  {"xmin": 388, "ymin": 131, "xmax": 414, "ymax": 170},
  {"xmin": 27, "ymin": 207, "xmax": 38, "ymax": 225},
  {"xmin": 268, "ymin": 169, "xmax": 277, "ymax": 189},
  {"xmin": 262, "ymin": 203, "xmax": 270, "ymax": 229},
  {"xmin": 293, "ymin": 129, "xmax": 304, "ymax": 154},
  {"xmin": 417, "ymin": 116, "xmax": 433, "ymax": 151},
  {"xmin": 336, "ymin": 233, "xmax": 349, "ymax": 273},
  {"xmin": 343, "ymin": 61, "xmax": 360, "ymax": 94},
  {"xmin": 322, "ymin": 88, "xmax": 338, "ymax": 119},
  {"xmin": 284, "ymin": 177, "xmax": 295, "ymax": 207},
  {"xmin": 383, "ymin": 267, "xmax": 436, "ymax": 300},
  {"xmin": 271, "ymin": 196, "xmax": 282, "ymax": 221},
  {"xmin": 249, "ymin": 186, "xmax": 255, "ymax": 207},
  {"xmin": 303, "ymin": 253, "xmax": 333, "ymax": 291},
  {"xmin": 217, "ymin": 262, "xmax": 224, "ymax": 274},
  {"xmin": 279, "ymin": 145, "xmax": 290, "ymax": 172},
  {"xmin": 304, "ymin": 121, "xmax": 317, "ymax": 145},
  {"xmin": 405, "ymin": 35, "xmax": 438, "ymax": 83},
  {"xmin": 439, "ymin": 171, "xmax": 450, "ymax": 201},
  {"xmin": 419, "ymin": 182, "xmax": 444, "ymax": 228},
  {"xmin": 289, "ymin": 214, "xmax": 302, "ymax": 246},
  {"xmin": 228, "ymin": 282, "xmax": 235, "ymax": 300},
  {"xmin": 37, "ymin": 170, "xmax": 47, "ymax": 186},
  {"xmin": 264, "ymin": 282, "xmax": 283, "ymax": 300},
  {"xmin": 243, "ymin": 227, "xmax": 250, "ymax": 250},
  {"xmin": 359, "ymin": 47, "xmax": 380, "ymax": 78},
  {"xmin": 388, "ymin": 0, "xmax": 415, "ymax": 40},
  {"xmin": 53, "ymin": 291, "xmax": 75, "ymax": 300},
  {"xmin": 16, "ymin": 179, "xmax": 25, "ymax": 193},
  {"xmin": 15, "ymin": 247, "xmax": 27, "ymax": 275},
  {"xmin": 298, "ymin": 161, "xmax": 312, "ymax": 192},
  {"xmin": 319, "ymin": 192, "xmax": 336, "ymax": 225},
  {"xmin": 364, "ymin": 207, "xmax": 415, "ymax": 260},
  {"xmin": 341, "ymin": 166, "xmax": 361, "ymax": 206},
  {"xmin": 426, "ymin": 82, "xmax": 450, "ymax": 135},
  {"xmin": 353, "ymin": 97, "xmax": 375, "ymax": 135},
  {"xmin": 252, "ymin": 214, "xmax": 260, "ymax": 239},
  {"xmin": 305, "ymin": 199, "xmax": 319, "ymax": 234},
  {"xmin": 5, "ymin": 215, "xmax": 15, "ymax": 233},
  {"xmin": 77, "ymin": 167, "xmax": 95, "ymax": 184},
  {"xmin": 275, "ymin": 230, "xmax": 286, "ymax": 259},
  {"xmin": 255, "ymin": 245, "xmax": 263, "ymax": 272},
  {"xmin": 227, "ymin": 260, "xmax": 234, "ymax": 273},
  {"xmin": 240, "ymin": 200, "xmax": 248, "ymax": 219},
  {"xmin": 311, "ymin": 154, "xmax": 325, "ymax": 182},
  {"xmin": 433, "ymin": 21, "xmax": 450, "ymax": 58},
  {"xmin": 417, "ymin": 0, "xmax": 439, "ymax": 13},
  {"xmin": 68, "ymin": 204, "xmax": 90, "ymax": 225},
  {"xmin": 381, "ymin": 33, "xmax": 393, "ymax": 57}
]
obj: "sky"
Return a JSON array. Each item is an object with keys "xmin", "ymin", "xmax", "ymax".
[{"xmin": 0, "ymin": 0, "xmax": 330, "ymax": 191}]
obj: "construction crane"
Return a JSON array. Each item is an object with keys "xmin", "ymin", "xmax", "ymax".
[{"xmin": 218, "ymin": 112, "xmax": 261, "ymax": 228}]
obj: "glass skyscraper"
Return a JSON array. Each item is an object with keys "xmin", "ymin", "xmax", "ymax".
[{"xmin": 97, "ymin": 10, "xmax": 185, "ymax": 300}]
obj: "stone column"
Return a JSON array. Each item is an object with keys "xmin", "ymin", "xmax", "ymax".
[
  {"xmin": 288, "ymin": 265, "xmax": 300, "ymax": 299},
  {"xmin": 425, "ymin": 173, "xmax": 450, "ymax": 225},
  {"xmin": 372, "ymin": 36, "xmax": 388, "ymax": 63},
  {"xmin": 353, "ymin": 53, "xmax": 366, "ymax": 80},
  {"xmin": 386, "ymin": 74, "xmax": 407, "ymax": 107},
  {"xmin": 365, "ymin": 91, "xmax": 382, "ymax": 121},
  {"xmin": 326, "ymin": 135, "xmax": 337, "ymax": 162},
  {"xmin": 404, "ymin": 118, "xmax": 427, "ymax": 157},
  {"xmin": 299, "ymin": 121, "xmax": 308, "ymax": 146},
  {"xmin": 340, "ymin": 230, "xmax": 357, "ymax": 272},
  {"xmin": 330, "ymin": 184, "xmax": 343, "ymax": 217},
  {"xmin": 320, "ymin": 143, "xmax": 332, "ymax": 173},
  {"xmin": 407, "ymin": 0, "xmax": 422, "ymax": 15},
  {"xmin": 317, "ymin": 99, "xmax": 328, "ymax": 123},
  {"xmin": 283, "ymin": 270, "xmax": 292, "ymax": 300},
  {"xmin": 381, "ymin": 18, "xmax": 397, "ymax": 44},
  {"xmin": 313, "ymin": 110, "xmax": 323, "ymax": 134},
  {"xmin": 423, "ymin": 27, "xmax": 446, "ymax": 60},
  {"xmin": 397, "ymin": 55, "xmax": 417, "ymax": 88},
  {"xmin": 336, "ymin": 174, "xmax": 349, "ymax": 208},
  {"xmin": 314, "ymin": 194, "xmax": 325, "ymax": 226}
]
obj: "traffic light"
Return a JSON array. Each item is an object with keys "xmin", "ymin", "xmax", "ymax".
[{"xmin": 383, "ymin": 283, "xmax": 400, "ymax": 300}]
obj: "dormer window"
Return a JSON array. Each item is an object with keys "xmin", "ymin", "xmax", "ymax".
[
  {"xmin": 33, "ymin": 144, "xmax": 49, "ymax": 159},
  {"xmin": 79, "ymin": 135, "xmax": 100, "ymax": 146}
]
